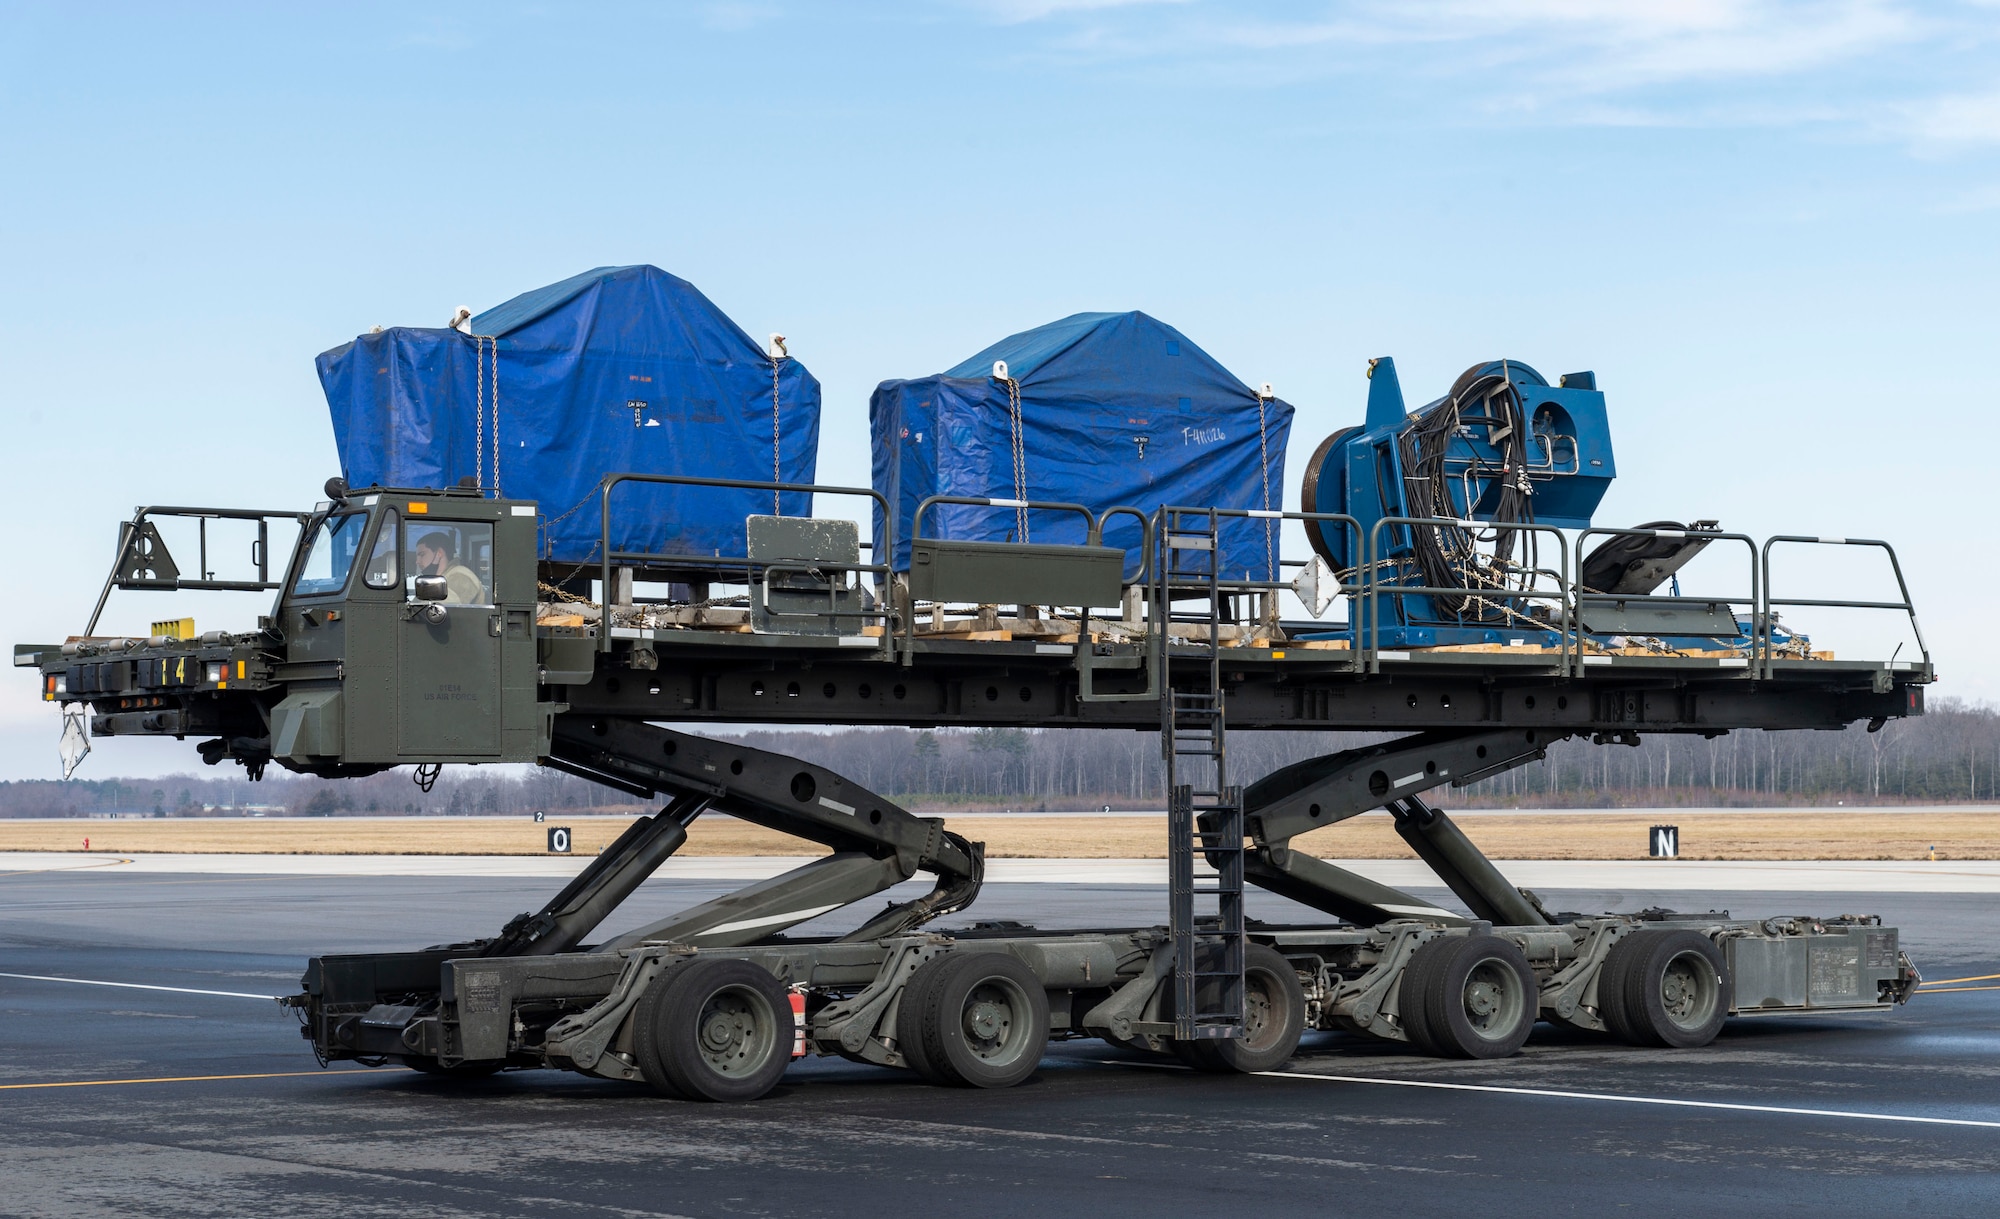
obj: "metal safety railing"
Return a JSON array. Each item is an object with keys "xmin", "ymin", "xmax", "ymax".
[
  {"xmin": 1361, "ymin": 516, "xmax": 1573, "ymax": 675},
  {"xmin": 577, "ymin": 475, "xmax": 1932, "ymax": 681},
  {"xmin": 1756, "ymin": 535, "xmax": 1930, "ymax": 678},
  {"xmin": 1569, "ymin": 525, "xmax": 1759, "ymax": 672},
  {"xmin": 597, "ymin": 473, "xmax": 894, "ymax": 657},
  {"xmin": 1075, "ymin": 505, "xmax": 1156, "ymax": 702},
  {"xmin": 1138, "ymin": 505, "xmax": 1365, "ymax": 673},
  {"xmin": 903, "ymin": 494, "xmax": 1106, "ymax": 664},
  {"xmin": 85, "ymin": 505, "xmax": 310, "ymax": 635}
]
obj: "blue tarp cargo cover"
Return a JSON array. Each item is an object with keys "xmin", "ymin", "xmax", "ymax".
[
  {"xmin": 871, "ymin": 311, "xmax": 1293, "ymax": 579},
  {"xmin": 318, "ymin": 265, "xmax": 820, "ymax": 566}
]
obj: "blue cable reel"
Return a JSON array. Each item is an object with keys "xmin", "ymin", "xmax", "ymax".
[{"xmin": 1297, "ymin": 358, "xmax": 1615, "ymax": 649}]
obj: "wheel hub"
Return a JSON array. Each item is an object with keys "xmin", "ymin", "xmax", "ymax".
[
  {"xmin": 965, "ymin": 999, "xmax": 1006, "ymax": 1042},
  {"xmin": 702, "ymin": 1011, "xmax": 748, "ymax": 1053},
  {"xmin": 1661, "ymin": 959, "xmax": 1705, "ymax": 1022},
  {"xmin": 1242, "ymin": 988, "xmax": 1271, "ymax": 1041}
]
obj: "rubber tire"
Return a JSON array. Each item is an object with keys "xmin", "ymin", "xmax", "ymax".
[
  {"xmin": 1176, "ymin": 944, "xmax": 1307, "ymax": 1074},
  {"xmin": 1592, "ymin": 931, "xmax": 1640, "ymax": 1039},
  {"xmin": 634, "ymin": 957, "xmax": 794, "ymax": 1102},
  {"xmin": 1416, "ymin": 935, "xmax": 1539, "ymax": 1060},
  {"xmin": 1396, "ymin": 937, "xmax": 1456, "ymax": 1056},
  {"xmin": 915, "ymin": 952, "xmax": 1050, "ymax": 1089},
  {"xmin": 895, "ymin": 953, "xmax": 963, "ymax": 1082},
  {"xmin": 1602, "ymin": 929, "xmax": 1730, "ymax": 1049}
]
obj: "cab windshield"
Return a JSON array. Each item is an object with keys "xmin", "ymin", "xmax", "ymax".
[{"xmin": 291, "ymin": 512, "xmax": 368, "ymax": 596}]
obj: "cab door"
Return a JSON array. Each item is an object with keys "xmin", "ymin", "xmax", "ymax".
[{"xmin": 397, "ymin": 514, "xmax": 502, "ymax": 758}]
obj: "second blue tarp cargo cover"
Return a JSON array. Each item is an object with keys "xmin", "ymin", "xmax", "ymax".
[
  {"xmin": 318, "ymin": 265, "xmax": 820, "ymax": 566},
  {"xmin": 871, "ymin": 311, "xmax": 1293, "ymax": 579}
]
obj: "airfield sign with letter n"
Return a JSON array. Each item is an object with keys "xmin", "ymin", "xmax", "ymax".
[{"xmin": 1650, "ymin": 824, "xmax": 1680, "ymax": 859}]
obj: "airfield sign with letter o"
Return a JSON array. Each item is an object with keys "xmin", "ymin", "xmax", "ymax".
[{"xmin": 548, "ymin": 826, "xmax": 572, "ymax": 854}]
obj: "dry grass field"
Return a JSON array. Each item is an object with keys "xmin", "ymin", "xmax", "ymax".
[{"xmin": 4, "ymin": 810, "xmax": 1997, "ymax": 861}]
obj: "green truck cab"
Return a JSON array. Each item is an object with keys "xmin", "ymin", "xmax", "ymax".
[
  {"xmin": 271, "ymin": 486, "xmax": 547, "ymax": 772},
  {"xmin": 17, "ymin": 483, "xmax": 556, "ymax": 780}
]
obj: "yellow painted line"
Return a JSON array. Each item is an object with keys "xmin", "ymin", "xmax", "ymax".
[
  {"xmin": 1916, "ymin": 985, "xmax": 2000, "ymax": 995},
  {"xmin": 0, "ymin": 1070, "xmax": 357, "ymax": 1092},
  {"xmin": 0, "ymin": 857, "xmax": 134, "ymax": 878},
  {"xmin": 1918, "ymin": 972, "xmax": 2000, "ymax": 987}
]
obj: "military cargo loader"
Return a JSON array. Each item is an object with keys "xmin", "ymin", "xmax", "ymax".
[{"xmin": 19, "ymin": 357, "xmax": 1932, "ymax": 1101}]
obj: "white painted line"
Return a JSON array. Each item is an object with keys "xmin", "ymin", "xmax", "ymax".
[
  {"xmin": 837, "ymin": 636, "xmax": 877, "ymax": 647},
  {"xmin": 1374, "ymin": 903, "xmax": 1462, "ymax": 920},
  {"xmin": 1260, "ymin": 1070, "xmax": 2000, "ymax": 1131},
  {"xmin": 1393, "ymin": 771, "xmax": 1425, "ymax": 789},
  {"xmin": 0, "ymin": 971, "xmax": 280, "ymax": 1001},
  {"xmin": 1718, "ymin": 658, "xmax": 1750, "ymax": 668},
  {"xmin": 1036, "ymin": 644, "xmax": 1073, "ymax": 654},
  {"xmin": 702, "ymin": 903, "xmax": 842, "ymax": 936},
  {"xmin": 818, "ymin": 796, "xmax": 856, "ymax": 816}
]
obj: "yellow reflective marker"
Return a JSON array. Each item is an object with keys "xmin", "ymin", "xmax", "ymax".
[{"xmin": 407, "ymin": 501, "xmax": 428, "ymax": 514}]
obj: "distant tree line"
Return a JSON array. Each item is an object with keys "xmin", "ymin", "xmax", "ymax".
[{"xmin": 2, "ymin": 698, "xmax": 1994, "ymax": 818}]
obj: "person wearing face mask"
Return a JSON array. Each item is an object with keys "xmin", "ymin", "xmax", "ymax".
[{"xmin": 412, "ymin": 530, "xmax": 485, "ymax": 604}]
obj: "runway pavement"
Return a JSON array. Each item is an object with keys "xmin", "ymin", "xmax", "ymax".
[
  {"xmin": 12, "ymin": 850, "xmax": 2000, "ymax": 891},
  {"xmin": 2, "ymin": 864, "xmax": 1998, "ymax": 1217}
]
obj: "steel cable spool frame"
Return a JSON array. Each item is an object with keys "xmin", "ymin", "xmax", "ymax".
[
  {"xmin": 1299, "ymin": 357, "xmax": 1615, "ymax": 648},
  {"xmin": 1393, "ymin": 362, "xmax": 1537, "ymax": 620}
]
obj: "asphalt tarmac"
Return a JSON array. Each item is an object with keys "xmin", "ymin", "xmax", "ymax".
[{"xmin": 3, "ymin": 870, "xmax": 1998, "ymax": 1217}]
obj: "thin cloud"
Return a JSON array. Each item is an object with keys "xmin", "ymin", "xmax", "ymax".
[
  {"xmin": 980, "ymin": 0, "xmax": 1992, "ymax": 150},
  {"xmin": 1904, "ymin": 89, "xmax": 2000, "ymax": 149},
  {"xmin": 976, "ymin": 0, "xmax": 1192, "ymax": 24}
]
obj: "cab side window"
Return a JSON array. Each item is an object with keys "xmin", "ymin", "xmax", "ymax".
[
  {"xmin": 405, "ymin": 520, "xmax": 495, "ymax": 605},
  {"xmin": 362, "ymin": 510, "xmax": 401, "ymax": 590}
]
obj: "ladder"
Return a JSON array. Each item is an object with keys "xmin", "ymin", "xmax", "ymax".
[{"xmin": 1156, "ymin": 508, "xmax": 1245, "ymax": 1042}]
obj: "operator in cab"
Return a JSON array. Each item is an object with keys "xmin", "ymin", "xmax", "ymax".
[{"xmin": 413, "ymin": 531, "xmax": 485, "ymax": 604}]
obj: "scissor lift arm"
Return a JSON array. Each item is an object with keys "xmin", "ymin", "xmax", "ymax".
[
  {"xmin": 1229, "ymin": 728, "xmax": 1561, "ymax": 928},
  {"xmin": 479, "ymin": 718, "xmax": 986, "ymax": 955}
]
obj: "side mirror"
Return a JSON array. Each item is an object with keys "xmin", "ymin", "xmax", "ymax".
[{"xmin": 414, "ymin": 575, "xmax": 449, "ymax": 602}]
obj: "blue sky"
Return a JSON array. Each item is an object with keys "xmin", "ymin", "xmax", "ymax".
[{"xmin": 2, "ymin": 1, "xmax": 1996, "ymax": 780}]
